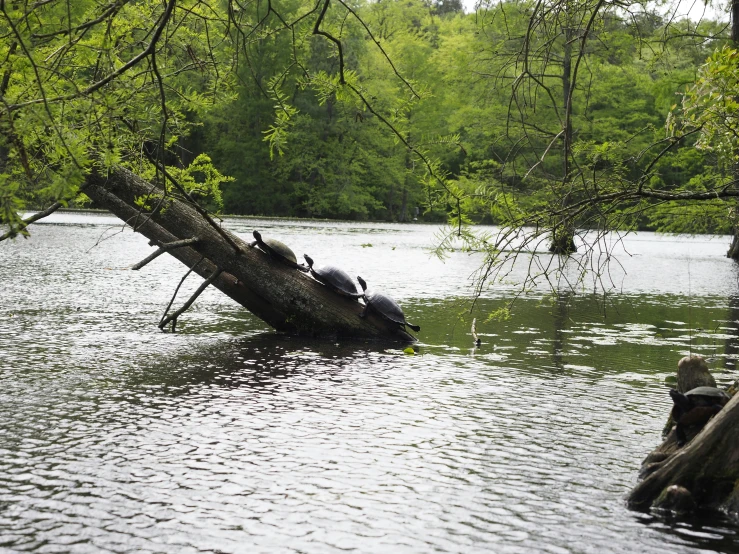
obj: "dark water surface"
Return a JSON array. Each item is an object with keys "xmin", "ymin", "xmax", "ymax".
[{"xmin": 1, "ymin": 213, "xmax": 739, "ymax": 553}]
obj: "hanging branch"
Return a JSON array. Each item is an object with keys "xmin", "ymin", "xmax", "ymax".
[
  {"xmin": 313, "ymin": 0, "xmax": 345, "ymax": 84},
  {"xmin": 131, "ymin": 237, "xmax": 199, "ymax": 270},
  {"xmin": 159, "ymin": 266, "xmax": 224, "ymax": 331},
  {"xmin": 30, "ymin": 1, "xmax": 127, "ymax": 40},
  {"xmin": 2, "ymin": 0, "xmax": 177, "ymax": 116},
  {"xmin": 159, "ymin": 255, "xmax": 205, "ymax": 329},
  {"xmin": 0, "ymin": 200, "xmax": 65, "ymax": 241},
  {"xmin": 334, "ymin": 0, "xmax": 420, "ymax": 99}
]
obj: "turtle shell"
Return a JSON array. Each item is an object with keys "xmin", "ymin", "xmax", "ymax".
[
  {"xmin": 357, "ymin": 276, "xmax": 420, "ymax": 332},
  {"xmin": 365, "ymin": 291, "xmax": 406, "ymax": 325},
  {"xmin": 252, "ymin": 230, "xmax": 299, "ymax": 267},
  {"xmin": 263, "ymin": 238, "xmax": 297, "ymax": 265},
  {"xmin": 670, "ymin": 386, "xmax": 729, "ymax": 446},
  {"xmin": 685, "ymin": 386, "xmax": 730, "ymax": 406},
  {"xmin": 304, "ymin": 254, "xmax": 360, "ymax": 297}
]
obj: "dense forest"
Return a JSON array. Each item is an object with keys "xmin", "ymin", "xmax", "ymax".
[
  {"xmin": 178, "ymin": 1, "xmax": 731, "ymax": 231},
  {"xmin": 0, "ymin": 0, "xmax": 737, "ymax": 244}
]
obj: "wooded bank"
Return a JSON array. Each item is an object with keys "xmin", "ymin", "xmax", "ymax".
[{"xmin": 85, "ymin": 166, "xmax": 416, "ymax": 342}]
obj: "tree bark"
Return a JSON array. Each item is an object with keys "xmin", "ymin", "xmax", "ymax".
[
  {"xmin": 549, "ymin": 24, "xmax": 577, "ymax": 255},
  {"xmin": 727, "ymin": 0, "xmax": 739, "ymax": 260},
  {"xmin": 85, "ymin": 166, "xmax": 416, "ymax": 341},
  {"xmin": 728, "ymin": 233, "xmax": 739, "ymax": 259},
  {"xmin": 628, "ymin": 392, "xmax": 739, "ymax": 513}
]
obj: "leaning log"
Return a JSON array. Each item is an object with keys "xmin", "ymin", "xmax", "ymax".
[{"xmin": 84, "ymin": 166, "xmax": 415, "ymax": 341}]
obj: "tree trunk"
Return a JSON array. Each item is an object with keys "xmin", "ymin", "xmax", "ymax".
[
  {"xmin": 85, "ymin": 166, "xmax": 416, "ymax": 342},
  {"xmin": 399, "ymin": 187, "xmax": 408, "ymax": 223},
  {"xmin": 728, "ymin": 0, "xmax": 739, "ymax": 260},
  {"xmin": 549, "ymin": 25, "xmax": 577, "ymax": 255},
  {"xmin": 727, "ymin": 231, "xmax": 739, "ymax": 260},
  {"xmin": 548, "ymin": 228, "xmax": 577, "ymax": 255},
  {"xmin": 629, "ymin": 356, "xmax": 738, "ymax": 513},
  {"xmin": 628, "ymin": 392, "xmax": 739, "ymax": 513}
]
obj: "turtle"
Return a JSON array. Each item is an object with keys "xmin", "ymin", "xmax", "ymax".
[
  {"xmin": 356, "ymin": 276, "xmax": 420, "ymax": 333},
  {"xmin": 669, "ymin": 386, "xmax": 730, "ymax": 446},
  {"xmin": 303, "ymin": 254, "xmax": 363, "ymax": 299},
  {"xmin": 250, "ymin": 230, "xmax": 307, "ymax": 271}
]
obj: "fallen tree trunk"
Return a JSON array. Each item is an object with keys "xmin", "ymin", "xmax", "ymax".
[{"xmin": 85, "ymin": 166, "xmax": 416, "ymax": 342}]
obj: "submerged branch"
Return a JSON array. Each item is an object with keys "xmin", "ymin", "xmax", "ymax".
[
  {"xmin": 160, "ymin": 266, "xmax": 223, "ymax": 331},
  {"xmin": 159, "ymin": 255, "xmax": 206, "ymax": 328}
]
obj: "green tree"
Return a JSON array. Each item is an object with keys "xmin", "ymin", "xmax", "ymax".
[
  {"xmin": 0, "ymin": 0, "xmax": 236, "ymax": 237},
  {"xmin": 425, "ymin": 0, "xmax": 738, "ymax": 297},
  {"xmin": 3, "ymin": 0, "xmax": 737, "ymax": 280}
]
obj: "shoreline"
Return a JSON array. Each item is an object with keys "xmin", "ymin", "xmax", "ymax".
[{"xmin": 35, "ymin": 207, "xmax": 434, "ymax": 226}]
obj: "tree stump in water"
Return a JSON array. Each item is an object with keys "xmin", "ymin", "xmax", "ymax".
[
  {"xmin": 727, "ymin": 230, "xmax": 739, "ymax": 260},
  {"xmin": 548, "ymin": 229, "xmax": 577, "ymax": 254},
  {"xmin": 84, "ymin": 166, "xmax": 417, "ymax": 342},
  {"xmin": 677, "ymin": 356, "xmax": 716, "ymax": 392},
  {"xmin": 629, "ymin": 356, "xmax": 739, "ymax": 515}
]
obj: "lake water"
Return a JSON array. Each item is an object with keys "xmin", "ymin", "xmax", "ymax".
[{"xmin": 1, "ymin": 212, "xmax": 739, "ymax": 553}]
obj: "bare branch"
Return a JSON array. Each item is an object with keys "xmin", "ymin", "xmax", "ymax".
[
  {"xmin": 131, "ymin": 237, "xmax": 199, "ymax": 270},
  {"xmin": 160, "ymin": 266, "xmax": 223, "ymax": 331}
]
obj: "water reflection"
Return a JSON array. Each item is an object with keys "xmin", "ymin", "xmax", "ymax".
[
  {"xmin": 1, "ymin": 214, "xmax": 739, "ymax": 552},
  {"xmin": 550, "ymin": 293, "xmax": 572, "ymax": 371},
  {"xmin": 639, "ymin": 512, "xmax": 739, "ymax": 553},
  {"xmin": 722, "ymin": 295, "xmax": 739, "ymax": 372}
]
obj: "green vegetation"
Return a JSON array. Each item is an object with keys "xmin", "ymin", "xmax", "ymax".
[{"xmin": 1, "ymin": 0, "xmax": 738, "ymax": 262}]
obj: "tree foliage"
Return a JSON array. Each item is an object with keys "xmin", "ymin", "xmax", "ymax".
[
  {"xmin": 0, "ymin": 0, "xmax": 235, "ymax": 236},
  {"xmin": 1, "ymin": 0, "xmax": 738, "ymax": 294}
]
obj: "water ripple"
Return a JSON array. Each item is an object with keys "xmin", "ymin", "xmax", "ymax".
[{"xmin": 2, "ymin": 216, "xmax": 739, "ymax": 553}]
